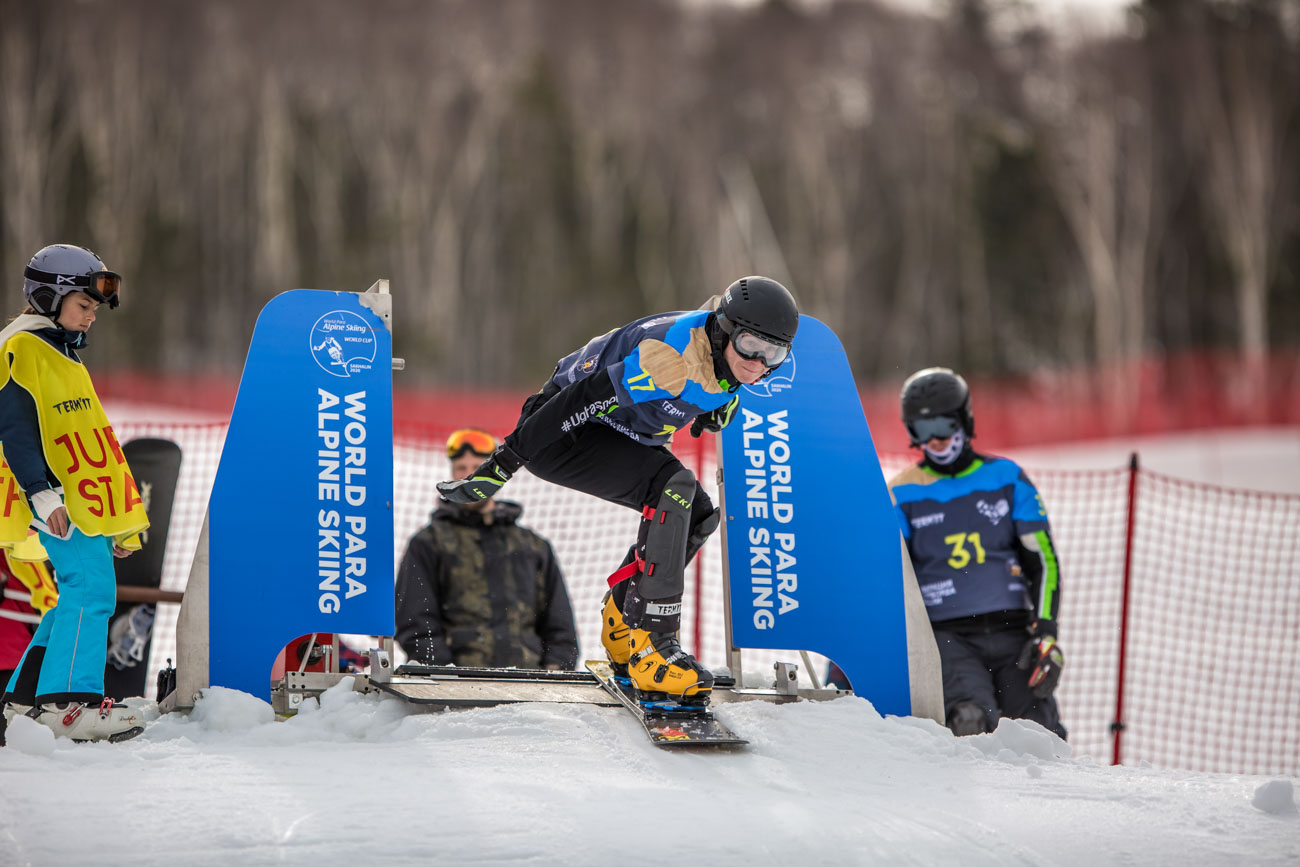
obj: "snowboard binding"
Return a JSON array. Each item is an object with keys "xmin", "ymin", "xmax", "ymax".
[{"xmin": 632, "ymin": 688, "xmax": 713, "ymax": 718}]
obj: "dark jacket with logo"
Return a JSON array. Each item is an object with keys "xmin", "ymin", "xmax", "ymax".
[
  {"xmin": 889, "ymin": 454, "xmax": 1061, "ymax": 629},
  {"xmin": 506, "ymin": 308, "xmax": 741, "ymax": 462},
  {"xmin": 394, "ymin": 500, "xmax": 578, "ymax": 669},
  {"xmin": 545, "ymin": 309, "xmax": 737, "ymax": 446}
]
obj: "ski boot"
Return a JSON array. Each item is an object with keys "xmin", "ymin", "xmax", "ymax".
[
  {"xmin": 947, "ymin": 701, "xmax": 992, "ymax": 736},
  {"xmin": 0, "ymin": 700, "xmax": 32, "ymax": 747},
  {"xmin": 600, "ymin": 590, "xmax": 632, "ymax": 682},
  {"xmin": 26, "ymin": 698, "xmax": 145, "ymax": 743},
  {"xmin": 2, "ymin": 700, "xmax": 31, "ymax": 725},
  {"xmin": 626, "ymin": 628, "xmax": 713, "ymax": 712}
]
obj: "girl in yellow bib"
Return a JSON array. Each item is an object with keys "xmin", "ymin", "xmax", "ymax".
[{"xmin": 0, "ymin": 244, "xmax": 149, "ymax": 743}]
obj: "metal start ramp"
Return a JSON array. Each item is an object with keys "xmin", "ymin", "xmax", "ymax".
[
  {"xmin": 364, "ymin": 662, "xmax": 842, "ymax": 712},
  {"xmin": 267, "ymin": 650, "xmax": 847, "ymax": 715},
  {"xmin": 373, "ymin": 665, "xmax": 619, "ymax": 710}
]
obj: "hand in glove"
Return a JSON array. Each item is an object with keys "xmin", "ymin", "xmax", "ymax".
[
  {"xmin": 436, "ymin": 445, "xmax": 525, "ymax": 504},
  {"xmin": 1017, "ymin": 634, "xmax": 1064, "ymax": 698},
  {"xmin": 690, "ymin": 395, "xmax": 739, "ymax": 438}
]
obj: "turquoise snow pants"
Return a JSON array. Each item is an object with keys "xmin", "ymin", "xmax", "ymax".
[{"xmin": 4, "ymin": 528, "xmax": 116, "ymax": 705}]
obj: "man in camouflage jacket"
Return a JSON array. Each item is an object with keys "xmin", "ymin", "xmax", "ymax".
[{"xmin": 395, "ymin": 429, "xmax": 578, "ymax": 670}]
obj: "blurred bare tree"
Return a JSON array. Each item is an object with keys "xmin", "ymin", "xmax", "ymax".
[
  {"xmin": 1, "ymin": 6, "xmax": 73, "ymax": 280},
  {"xmin": 1181, "ymin": 4, "xmax": 1296, "ymax": 362},
  {"xmin": 0, "ymin": 0, "xmax": 1296, "ymax": 397}
]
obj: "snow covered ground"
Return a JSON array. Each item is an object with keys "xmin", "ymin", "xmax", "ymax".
[
  {"xmin": 5, "ymin": 406, "xmax": 1292, "ymax": 864},
  {"xmin": 2, "ymin": 681, "xmax": 1296, "ymax": 866}
]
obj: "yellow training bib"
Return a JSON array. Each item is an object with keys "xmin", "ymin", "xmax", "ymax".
[
  {"xmin": 0, "ymin": 331, "xmax": 149, "ymax": 544},
  {"xmin": 3, "ymin": 528, "xmax": 49, "ymax": 562},
  {"xmin": 3, "ymin": 553, "xmax": 58, "ymax": 616}
]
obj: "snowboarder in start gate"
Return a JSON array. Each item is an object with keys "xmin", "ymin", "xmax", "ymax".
[{"xmin": 438, "ymin": 277, "xmax": 800, "ymax": 709}]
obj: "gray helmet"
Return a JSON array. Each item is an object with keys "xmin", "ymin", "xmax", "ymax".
[
  {"xmin": 900, "ymin": 367, "xmax": 974, "ymax": 444},
  {"xmin": 22, "ymin": 244, "xmax": 121, "ymax": 316}
]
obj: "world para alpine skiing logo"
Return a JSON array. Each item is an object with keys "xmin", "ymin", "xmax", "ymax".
[
  {"xmin": 310, "ymin": 310, "xmax": 376, "ymax": 378},
  {"xmin": 741, "ymin": 351, "xmax": 797, "ymax": 399}
]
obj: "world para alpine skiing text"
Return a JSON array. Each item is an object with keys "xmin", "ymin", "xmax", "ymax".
[
  {"xmin": 741, "ymin": 408, "xmax": 798, "ymax": 629},
  {"xmin": 316, "ymin": 388, "xmax": 370, "ymax": 614}
]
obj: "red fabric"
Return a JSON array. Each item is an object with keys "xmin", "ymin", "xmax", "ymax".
[
  {"xmin": 606, "ymin": 557, "xmax": 643, "ymax": 588},
  {"xmin": 0, "ymin": 556, "xmax": 40, "ymax": 671},
  {"xmin": 0, "ymin": 614, "xmax": 32, "ymax": 671}
]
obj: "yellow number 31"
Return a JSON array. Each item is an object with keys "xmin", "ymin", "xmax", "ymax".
[{"xmin": 944, "ymin": 532, "xmax": 986, "ymax": 570}]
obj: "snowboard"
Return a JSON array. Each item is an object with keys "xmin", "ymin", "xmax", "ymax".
[
  {"xmin": 586, "ymin": 660, "xmax": 748, "ymax": 748},
  {"xmin": 103, "ymin": 438, "xmax": 182, "ymax": 701}
]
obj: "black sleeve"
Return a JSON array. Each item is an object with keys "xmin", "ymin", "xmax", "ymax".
[
  {"xmin": 393, "ymin": 529, "xmax": 453, "ymax": 665},
  {"xmin": 504, "ymin": 372, "xmax": 617, "ymax": 463},
  {"xmin": 535, "ymin": 541, "xmax": 579, "ymax": 670},
  {"xmin": 0, "ymin": 376, "xmax": 54, "ymax": 497}
]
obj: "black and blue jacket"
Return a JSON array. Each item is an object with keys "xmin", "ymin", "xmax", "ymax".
[
  {"xmin": 508, "ymin": 308, "xmax": 738, "ymax": 459},
  {"xmin": 889, "ymin": 454, "xmax": 1062, "ymax": 631}
]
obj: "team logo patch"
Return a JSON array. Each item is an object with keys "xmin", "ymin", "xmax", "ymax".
[
  {"xmin": 310, "ymin": 310, "xmax": 376, "ymax": 378},
  {"xmin": 580, "ymin": 355, "xmax": 599, "ymax": 373},
  {"xmin": 977, "ymin": 498, "xmax": 1010, "ymax": 525},
  {"xmin": 741, "ymin": 351, "xmax": 797, "ymax": 399}
]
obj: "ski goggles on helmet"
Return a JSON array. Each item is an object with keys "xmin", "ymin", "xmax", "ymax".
[
  {"xmin": 24, "ymin": 264, "xmax": 122, "ymax": 309},
  {"xmin": 908, "ymin": 415, "xmax": 963, "ymax": 443},
  {"xmin": 446, "ymin": 428, "xmax": 497, "ymax": 459},
  {"xmin": 730, "ymin": 328, "xmax": 790, "ymax": 369}
]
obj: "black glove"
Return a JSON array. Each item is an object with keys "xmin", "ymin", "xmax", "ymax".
[
  {"xmin": 690, "ymin": 395, "xmax": 739, "ymax": 437},
  {"xmin": 1017, "ymin": 634, "xmax": 1064, "ymax": 699},
  {"xmin": 436, "ymin": 445, "xmax": 525, "ymax": 504}
]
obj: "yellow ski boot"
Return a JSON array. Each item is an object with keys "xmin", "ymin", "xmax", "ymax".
[
  {"xmin": 626, "ymin": 628, "xmax": 713, "ymax": 710},
  {"xmin": 600, "ymin": 590, "xmax": 632, "ymax": 679}
]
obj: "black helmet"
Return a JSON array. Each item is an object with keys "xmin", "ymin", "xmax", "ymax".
[
  {"xmin": 900, "ymin": 367, "xmax": 974, "ymax": 444},
  {"xmin": 715, "ymin": 276, "xmax": 799, "ymax": 346},
  {"xmin": 22, "ymin": 244, "xmax": 121, "ymax": 317}
]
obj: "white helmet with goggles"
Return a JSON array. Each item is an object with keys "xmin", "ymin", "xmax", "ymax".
[{"xmin": 22, "ymin": 244, "xmax": 121, "ymax": 317}]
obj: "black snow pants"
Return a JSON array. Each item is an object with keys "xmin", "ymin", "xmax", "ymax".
[
  {"xmin": 513, "ymin": 380, "xmax": 721, "ymax": 631},
  {"xmin": 933, "ymin": 624, "xmax": 1068, "ymax": 739}
]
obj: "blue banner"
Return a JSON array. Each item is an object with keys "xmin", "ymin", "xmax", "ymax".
[
  {"xmin": 209, "ymin": 290, "xmax": 394, "ymax": 700},
  {"xmin": 720, "ymin": 315, "xmax": 913, "ymax": 716}
]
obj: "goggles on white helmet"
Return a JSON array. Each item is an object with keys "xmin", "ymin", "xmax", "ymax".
[{"xmin": 24, "ymin": 264, "xmax": 121, "ymax": 309}]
